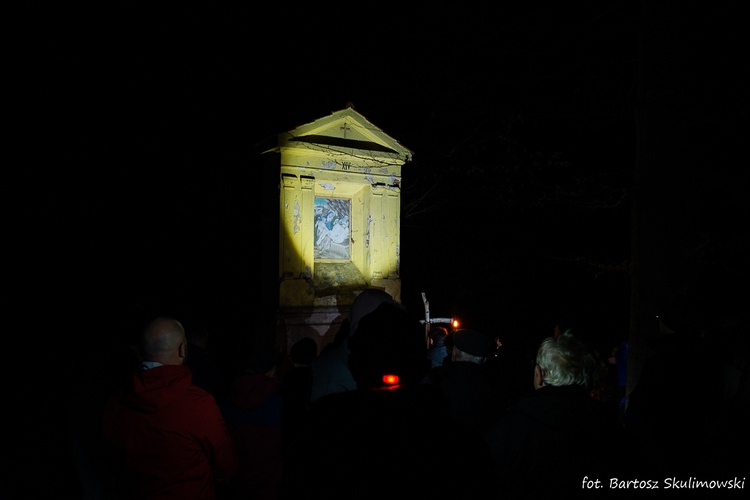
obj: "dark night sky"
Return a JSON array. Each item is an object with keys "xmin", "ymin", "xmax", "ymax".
[
  {"xmin": 16, "ymin": 2, "xmax": 747, "ymax": 349},
  {"xmin": 9, "ymin": 2, "xmax": 749, "ymax": 497}
]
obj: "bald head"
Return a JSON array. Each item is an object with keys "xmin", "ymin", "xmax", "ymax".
[{"xmin": 141, "ymin": 317, "xmax": 187, "ymax": 365}]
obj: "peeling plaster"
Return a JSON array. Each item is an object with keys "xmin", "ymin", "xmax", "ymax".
[
  {"xmin": 366, "ymin": 211, "xmax": 372, "ymax": 248},
  {"xmin": 293, "ymin": 199, "xmax": 301, "ymax": 234}
]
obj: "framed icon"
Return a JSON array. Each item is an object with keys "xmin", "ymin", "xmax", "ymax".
[{"xmin": 314, "ymin": 197, "xmax": 351, "ymax": 260}]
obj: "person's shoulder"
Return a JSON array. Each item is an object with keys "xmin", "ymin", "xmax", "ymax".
[{"xmin": 500, "ymin": 390, "xmax": 545, "ymax": 420}]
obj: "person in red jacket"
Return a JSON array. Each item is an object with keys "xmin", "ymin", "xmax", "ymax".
[{"xmin": 103, "ymin": 316, "xmax": 239, "ymax": 499}]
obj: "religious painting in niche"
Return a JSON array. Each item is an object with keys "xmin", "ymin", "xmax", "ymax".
[{"xmin": 314, "ymin": 197, "xmax": 351, "ymax": 260}]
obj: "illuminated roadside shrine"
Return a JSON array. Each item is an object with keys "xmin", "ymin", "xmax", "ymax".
[{"xmin": 262, "ymin": 106, "xmax": 413, "ymax": 353}]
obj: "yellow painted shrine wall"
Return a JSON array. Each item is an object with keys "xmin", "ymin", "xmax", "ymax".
[{"xmin": 269, "ymin": 107, "xmax": 410, "ymax": 351}]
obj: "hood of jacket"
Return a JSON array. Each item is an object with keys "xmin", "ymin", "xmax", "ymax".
[{"xmin": 126, "ymin": 364, "xmax": 195, "ymax": 413}]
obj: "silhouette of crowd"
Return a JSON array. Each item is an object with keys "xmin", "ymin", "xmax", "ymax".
[{"xmin": 64, "ymin": 288, "xmax": 747, "ymax": 500}]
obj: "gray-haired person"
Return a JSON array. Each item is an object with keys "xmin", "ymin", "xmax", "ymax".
[{"xmin": 484, "ymin": 331, "xmax": 632, "ymax": 498}]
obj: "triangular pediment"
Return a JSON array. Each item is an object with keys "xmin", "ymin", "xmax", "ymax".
[{"xmin": 277, "ymin": 107, "xmax": 412, "ymax": 162}]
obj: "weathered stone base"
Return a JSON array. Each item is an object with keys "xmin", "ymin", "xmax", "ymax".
[{"xmin": 277, "ymin": 263, "xmax": 400, "ymax": 354}]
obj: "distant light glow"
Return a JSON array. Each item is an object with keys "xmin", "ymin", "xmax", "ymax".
[
  {"xmin": 452, "ymin": 319, "xmax": 459, "ymax": 329},
  {"xmin": 382, "ymin": 374, "xmax": 399, "ymax": 385}
]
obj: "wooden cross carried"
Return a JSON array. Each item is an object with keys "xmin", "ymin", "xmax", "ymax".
[{"xmin": 420, "ymin": 292, "xmax": 454, "ymax": 349}]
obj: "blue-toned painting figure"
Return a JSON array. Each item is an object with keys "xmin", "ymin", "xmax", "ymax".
[{"xmin": 314, "ymin": 198, "xmax": 350, "ymax": 260}]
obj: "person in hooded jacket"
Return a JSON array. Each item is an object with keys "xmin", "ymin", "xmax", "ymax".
[
  {"xmin": 102, "ymin": 316, "xmax": 238, "ymax": 500},
  {"xmin": 309, "ymin": 288, "xmax": 395, "ymax": 401}
]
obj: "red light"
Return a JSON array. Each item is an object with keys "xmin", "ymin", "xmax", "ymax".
[{"xmin": 382, "ymin": 374, "xmax": 399, "ymax": 385}]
